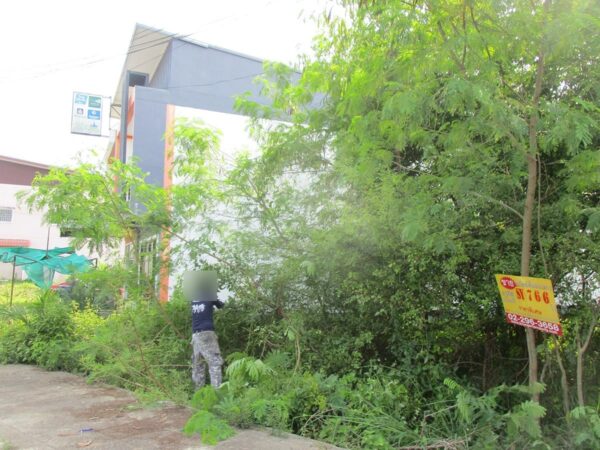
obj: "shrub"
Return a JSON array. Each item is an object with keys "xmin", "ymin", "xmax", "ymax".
[
  {"xmin": 2, "ymin": 286, "xmax": 595, "ymax": 449},
  {"xmin": 75, "ymin": 294, "xmax": 193, "ymax": 403},
  {"xmin": 0, "ymin": 319, "xmax": 31, "ymax": 363},
  {"xmin": 63, "ymin": 266, "xmax": 129, "ymax": 312},
  {"xmin": 0, "ymin": 290, "xmax": 80, "ymax": 371},
  {"xmin": 183, "ymin": 410, "xmax": 235, "ymax": 445}
]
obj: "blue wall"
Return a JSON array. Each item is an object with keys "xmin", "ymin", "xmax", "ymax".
[
  {"xmin": 166, "ymin": 40, "xmax": 267, "ymax": 114},
  {"xmin": 149, "ymin": 41, "xmax": 173, "ymax": 89},
  {"xmin": 131, "ymin": 88, "xmax": 169, "ymax": 190},
  {"xmin": 130, "ymin": 39, "xmax": 274, "ymax": 188}
]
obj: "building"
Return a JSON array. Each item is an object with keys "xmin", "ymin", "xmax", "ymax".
[
  {"xmin": 0, "ymin": 155, "xmax": 72, "ymax": 281},
  {"xmin": 106, "ymin": 24, "xmax": 275, "ymax": 301},
  {"xmin": 106, "ymin": 24, "xmax": 271, "ymax": 184}
]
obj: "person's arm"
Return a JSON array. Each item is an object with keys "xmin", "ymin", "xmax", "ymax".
[{"xmin": 214, "ymin": 300, "xmax": 225, "ymax": 309}]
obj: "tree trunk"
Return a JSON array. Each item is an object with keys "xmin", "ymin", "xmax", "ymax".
[
  {"xmin": 521, "ymin": 2, "xmax": 547, "ymax": 402},
  {"xmin": 576, "ymin": 327, "xmax": 584, "ymax": 408},
  {"xmin": 553, "ymin": 337, "xmax": 570, "ymax": 415},
  {"xmin": 522, "ymin": 154, "xmax": 540, "ymax": 403},
  {"xmin": 576, "ymin": 314, "xmax": 599, "ymax": 408}
]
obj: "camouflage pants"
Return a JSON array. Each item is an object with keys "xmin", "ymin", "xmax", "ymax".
[{"xmin": 191, "ymin": 331, "xmax": 223, "ymax": 389}]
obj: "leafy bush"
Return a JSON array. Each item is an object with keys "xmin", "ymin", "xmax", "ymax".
[
  {"xmin": 0, "ymin": 291, "xmax": 79, "ymax": 370},
  {"xmin": 0, "ymin": 319, "xmax": 30, "ymax": 363},
  {"xmin": 566, "ymin": 407, "xmax": 600, "ymax": 449},
  {"xmin": 183, "ymin": 410, "xmax": 235, "ymax": 445},
  {"xmin": 74, "ymin": 293, "xmax": 193, "ymax": 403},
  {"xmin": 0, "ymin": 285, "xmax": 597, "ymax": 448},
  {"xmin": 184, "ymin": 352, "xmax": 436, "ymax": 448},
  {"xmin": 63, "ymin": 265, "xmax": 128, "ymax": 312},
  {"xmin": 0, "ymin": 287, "xmax": 194, "ymax": 401},
  {"xmin": 180, "ymin": 351, "xmax": 599, "ymax": 449}
]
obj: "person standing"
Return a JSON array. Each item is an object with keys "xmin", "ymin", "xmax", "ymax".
[{"xmin": 184, "ymin": 271, "xmax": 224, "ymax": 389}]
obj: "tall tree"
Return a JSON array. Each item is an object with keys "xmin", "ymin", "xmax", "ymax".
[{"xmin": 233, "ymin": 0, "xmax": 600, "ymax": 402}]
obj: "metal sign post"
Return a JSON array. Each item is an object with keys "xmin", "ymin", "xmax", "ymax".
[{"xmin": 9, "ymin": 255, "xmax": 16, "ymax": 307}]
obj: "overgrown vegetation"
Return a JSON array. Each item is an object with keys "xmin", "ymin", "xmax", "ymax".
[
  {"xmin": 3, "ymin": 282, "xmax": 598, "ymax": 448},
  {"xmin": 2, "ymin": 0, "xmax": 599, "ymax": 448}
]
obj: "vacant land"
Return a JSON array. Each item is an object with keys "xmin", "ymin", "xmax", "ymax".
[{"xmin": 0, "ymin": 365, "xmax": 342, "ymax": 449}]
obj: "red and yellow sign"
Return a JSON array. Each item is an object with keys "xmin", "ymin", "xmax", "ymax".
[{"xmin": 495, "ymin": 274, "xmax": 562, "ymax": 336}]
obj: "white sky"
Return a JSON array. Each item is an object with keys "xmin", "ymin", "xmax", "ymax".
[{"xmin": 0, "ymin": 0, "xmax": 325, "ymax": 166}]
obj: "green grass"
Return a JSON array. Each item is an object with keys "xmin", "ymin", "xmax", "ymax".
[{"xmin": 0, "ymin": 281, "xmax": 41, "ymax": 306}]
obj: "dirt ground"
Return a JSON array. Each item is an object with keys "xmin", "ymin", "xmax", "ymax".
[{"xmin": 0, "ymin": 365, "xmax": 344, "ymax": 450}]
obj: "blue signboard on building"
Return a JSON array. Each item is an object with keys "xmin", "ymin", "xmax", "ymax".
[
  {"xmin": 71, "ymin": 91, "xmax": 103, "ymax": 136},
  {"xmin": 87, "ymin": 109, "xmax": 101, "ymax": 120}
]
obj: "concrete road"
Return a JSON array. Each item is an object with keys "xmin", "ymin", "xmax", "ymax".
[{"xmin": 0, "ymin": 365, "xmax": 343, "ymax": 450}]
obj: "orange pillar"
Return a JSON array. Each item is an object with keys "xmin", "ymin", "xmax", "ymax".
[{"xmin": 158, "ymin": 104, "xmax": 175, "ymax": 302}]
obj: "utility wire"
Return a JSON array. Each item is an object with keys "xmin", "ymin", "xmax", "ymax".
[
  {"xmin": 0, "ymin": 32, "xmax": 186, "ymax": 83},
  {"xmin": 167, "ymin": 72, "xmax": 264, "ymax": 89},
  {"xmin": 0, "ymin": 2, "xmax": 271, "ymax": 84},
  {"xmin": 122, "ymin": 4, "xmax": 274, "ymax": 76}
]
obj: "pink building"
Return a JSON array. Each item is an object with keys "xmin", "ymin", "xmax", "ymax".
[{"xmin": 0, "ymin": 155, "xmax": 72, "ymax": 281}]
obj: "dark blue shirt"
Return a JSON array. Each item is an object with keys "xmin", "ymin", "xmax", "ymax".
[{"xmin": 191, "ymin": 295, "xmax": 224, "ymax": 333}]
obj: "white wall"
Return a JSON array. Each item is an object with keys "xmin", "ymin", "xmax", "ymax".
[
  {"xmin": 166, "ymin": 107, "xmax": 262, "ymax": 298},
  {"xmin": 173, "ymin": 106, "xmax": 260, "ymax": 176}
]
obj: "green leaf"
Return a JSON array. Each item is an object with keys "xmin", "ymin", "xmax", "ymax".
[
  {"xmin": 586, "ymin": 210, "xmax": 600, "ymax": 233},
  {"xmin": 183, "ymin": 410, "xmax": 235, "ymax": 445},
  {"xmin": 190, "ymin": 386, "xmax": 219, "ymax": 411},
  {"xmin": 506, "ymin": 401, "xmax": 546, "ymax": 440}
]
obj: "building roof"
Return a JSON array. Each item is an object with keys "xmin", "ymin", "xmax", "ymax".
[
  {"xmin": 0, "ymin": 239, "xmax": 31, "ymax": 248},
  {"xmin": 0, "ymin": 155, "xmax": 52, "ymax": 171},
  {"xmin": 0, "ymin": 155, "xmax": 53, "ymax": 186},
  {"xmin": 111, "ymin": 23, "xmax": 265, "ymax": 120}
]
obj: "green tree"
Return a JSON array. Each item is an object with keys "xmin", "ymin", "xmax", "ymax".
[
  {"xmin": 20, "ymin": 1, "xmax": 600, "ymax": 443},
  {"xmin": 20, "ymin": 159, "xmax": 168, "ymax": 253},
  {"xmin": 230, "ymin": 0, "xmax": 600, "ymax": 411}
]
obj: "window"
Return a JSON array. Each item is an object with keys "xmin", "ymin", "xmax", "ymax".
[
  {"xmin": 59, "ymin": 222, "xmax": 83, "ymax": 237},
  {"xmin": 0, "ymin": 208, "xmax": 13, "ymax": 222},
  {"xmin": 60, "ymin": 228, "xmax": 74, "ymax": 237},
  {"xmin": 140, "ymin": 238, "xmax": 158, "ymax": 278}
]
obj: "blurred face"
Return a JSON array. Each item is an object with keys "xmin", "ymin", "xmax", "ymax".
[{"xmin": 182, "ymin": 270, "xmax": 218, "ymax": 301}]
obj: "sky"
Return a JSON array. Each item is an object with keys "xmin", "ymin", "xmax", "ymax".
[{"xmin": 0, "ymin": 0, "xmax": 325, "ymax": 166}]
